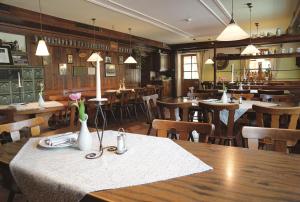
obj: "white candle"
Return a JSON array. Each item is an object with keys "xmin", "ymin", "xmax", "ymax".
[
  {"xmin": 18, "ymin": 72, "xmax": 22, "ymax": 87},
  {"xmin": 231, "ymin": 64, "xmax": 234, "ymax": 83},
  {"xmin": 96, "ymin": 60, "xmax": 101, "ymax": 100}
]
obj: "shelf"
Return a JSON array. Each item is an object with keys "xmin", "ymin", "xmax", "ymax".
[{"xmin": 215, "ymin": 53, "xmax": 300, "ymax": 60}]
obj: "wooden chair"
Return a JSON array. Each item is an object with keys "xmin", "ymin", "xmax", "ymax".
[
  {"xmin": 102, "ymin": 91, "xmax": 117, "ymax": 124},
  {"xmin": 132, "ymin": 88, "xmax": 146, "ymax": 119},
  {"xmin": 228, "ymin": 89, "xmax": 250, "ymax": 94},
  {"xmin": 0, "ymin": 117, "xmax": 45, "ymax": 202},
  {"xmin": 260, "ymin": 94, "xmax": 296, "ymax": 103},
  {"xmin": 198, "ymin": 102, "xmax": 239, "ymax": 146},
  {"xmin": 252, "ymin": 105, "xmax": 300, "ymax": 129},
  {"xmin": 252, "ymin": 104, "xmax": 300, "ymax": 150},
  {"xmin": 157, "ymin": 100, "xmax": 192, "ymax": 121},
  {"xmin": 0, "ymin": 117, "xmax": 45, "ymax": 143},
  {"xmin": 115, "ymin": 90, "xmax": 134, "ymax": 122},
  {"xmin": 152, "ymin": 119, "xmax": 215, "ymax": 141},
  {"xmin": 242, "ymin": 126, "xmax": 300, "ymax": 153},
  {"xmin": 231, "ymin": 93, "xmax": 254, "ymax": 100},
  {"xmin": 258, "ymin": 89, "xmax": 284, "ymax": 95},
  {"xmin": 143, "ymin": 94, "xmax": 161, "ymax": 135}
]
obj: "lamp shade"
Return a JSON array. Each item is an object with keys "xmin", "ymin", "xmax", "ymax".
[
  {"xmin": 35, "ymin": 39, "xmax": 49, "ymax": 56},
  {"xmin": 205, "ymin": 58, "xmax": 214, "ymax": 64},
  {"xmin": 87, "ymin": 52, "xmax": 103, "ymax": 62},
  {"xmin": 241, "ymin": 44, "xmax": 260, "ymax": 55},
  {"xmin": 216, "ymin": 21, "xmax": 249, "ymax": 41},
  {"xmin": 124, "ymin": 55, "xmax": 137, "ymax": 64}
]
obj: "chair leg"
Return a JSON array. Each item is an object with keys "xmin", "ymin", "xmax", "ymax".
[
  {"xmin": 110, "ymin": 110, "xmax": 117, "ymax": 121},
  {"xmin": 134, "ymin": 105, "xmax": 138, "ymax": 120},
  {"xmin": 147, "ymin": 123, "xmax": 152, "ymax": 135},
  {"xmin": 120, "ymin": 108, "xmax": 123, "ymax": 122},
  {"xmin": 7, "ymin": 191, "xmax": 15, "ymax": 202}
]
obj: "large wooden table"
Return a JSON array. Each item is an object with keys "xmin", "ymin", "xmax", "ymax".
[{"xmin": 0, "ymin": 138, "xmax": 299, "ymax": 201}]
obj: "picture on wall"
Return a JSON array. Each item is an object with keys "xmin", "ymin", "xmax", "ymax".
[
  {"xmin": 105, "ymin": 64, "xmax": 116, "ymax": 77},
  {"xmin": 67, "ymin": 54, "xmax": 73, "ymax": 64},
  {"xmin": 59, "ymin": 63, "xmax": 67, "ymax": 75},
  {"xmin": 0, "ymin": 32, "xmax": 26, "ymax": 52},
  {"xmin": 0, "ymin": 46, "xmax": 13, "ymax": 65},
  {"xmin": 119, "ymin": 55, "xmax": 124, "ymax": 65},
  {"xmin": 105, "ymin": 56, "xmax": 112, "ymax": 63}
]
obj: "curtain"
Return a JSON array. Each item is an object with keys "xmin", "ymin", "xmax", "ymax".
[{"xmin": 196, "ymin": 51, "xmax": 204, "ymax": 89}]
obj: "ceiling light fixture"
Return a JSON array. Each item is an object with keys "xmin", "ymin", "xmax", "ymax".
[
  {"xmin": 87, "ymin": 18, "xmax": 103, "ymax": 62},
  {"xmin": 35, "ymin": 0, "xmax": 49, "ymax": 56},
  {"xmin": 205, "ymin": 50, "xmax": 214, "ymax": 65},
  {"xmin": 241, "ymin": 3, "xmax": 260, "ymax": 55},
  {"xmin": 124, "ymin": 28, "xmax": 137, "ymax": 64},
  {"xmin": 216, "ymin": 0, "xmax": 249, "ymax": 41}
]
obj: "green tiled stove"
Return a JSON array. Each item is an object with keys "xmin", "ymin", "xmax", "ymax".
[{"xmin": 0, "ymin": 66, "xmax": 44, "ymax": 105}]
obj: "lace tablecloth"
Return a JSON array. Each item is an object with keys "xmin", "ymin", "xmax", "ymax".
[
  {"xmin": 10, "ymin": 130, "xmax": 212, "ymax": 202},
  {"xmin": 220, "ymin": 100, "xmax": 278, "ymax": 125},
  {"xmin": 11, "ymin": 101, "xmax": 64, "ymax": 111}
]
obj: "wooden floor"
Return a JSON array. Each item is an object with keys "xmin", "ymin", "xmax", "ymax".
[{"xmin": 0, "ymin": 115, "xmax": 154, "ymax": 202}]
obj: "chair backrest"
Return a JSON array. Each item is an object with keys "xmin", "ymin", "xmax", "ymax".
[
  {"xmin": 68, "ymin": 103, "xmax": 78, "ymax": 130},
  {"xmin": 260, "ymin": 94, "xmax": 296, "ymax": 103},
  {"xmin": 198, "ymin": 102, "xmax": 239, "ymax": 137},
  {"xmin": 228, "ymin": 89, "xmax": 250, "ymax": 94},
  {"xmin": 0, "ymin": 117, "xmax": 45, "ymax": 143},
  {"xmin": 242, "ymin": 126, "xmax": 300, "ymax": 153},
  {"xmin": 258, "ymin": 89, "xmax": 284, "ymax": 95},
  {"xmin": 119, "ymin": 90, "xmax": 132, "ymax": 105},
  {"xmin": 190, "ymin": 93, "xmax": 211, "ymax": 100},
  {"xmin": 152, "ymin": 119, "xmax": 215, "ymax": 141},
  {"xmin": 143, "ymin": 94, "xmax": 159, "ymax": 122},
  {"xmin": 48, "ymin": 95, "xmax": 68, "ymax": 101},
  {"xmin": 252, "ymin": 104, "xmax": 300, "ymax": 129},
  {"xmin": 104, "ymin": 91, "xmax": 118, "ymax": 108},
  {"xmin": 157, "ymin": 100, "xmax": 192, "ymax": 121},
  {"xmin": 133, "ymin": 88, "xmax": 145, "ymax": 102},
  {"xmin": 231, "ymin": 93, "xmax": 254, "ymax": 100}
]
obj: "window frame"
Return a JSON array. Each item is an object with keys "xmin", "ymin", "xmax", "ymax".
[{"xmin": 182, "ymin": 54, "xmax": 198, "ymax": 80}]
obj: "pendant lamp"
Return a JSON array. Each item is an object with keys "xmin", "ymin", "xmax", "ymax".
[
  {"xmin": 124, "ymin": 28, "xmax": 137, "ymax": 64},
  {"xmin": 216, "ymin": 0, "xmax": 249, "ymax": 41},
  {"xmin": 205, "ymin": 50, "xmax": 214, "ymax": 64},
  {"xmin": 35, "ymin": 0, "xmax": 49, "ymax": 56},
  {"xmin": 87, "ymin": 18, "xmax": 103, "ymax": 62},
  {"xmin": 241, "ymin": 3, "xmax": 260, "ymax": 55}
]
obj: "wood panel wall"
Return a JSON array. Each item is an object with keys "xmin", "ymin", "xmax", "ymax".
[{"xmin": 0, "ymin": 3, "xmax": 169, "ymax": 97}]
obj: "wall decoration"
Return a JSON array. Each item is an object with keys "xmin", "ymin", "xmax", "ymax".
[
  {"xmin": 67, "ymin": 54, "xmax": 73, "ymax": 63},
  {"xmin": 73, "ymin": 66, "xmax": 88, "ymax": 76},
  {"xmin": 0, "ymin": 32, "xmax": 26, "ymax": 52},
  {"xmin": 88, "ymin": 67, "xmax": 96, "ymax": 75},
  {"xmin": 0, "ymin": 46, "xmax": 13, "ymax": 65},
  {"xmin": 105, "ymin": 56, "xmax": 112, "ymax": 63},
  {"xmin": 105, "ymin": 64, "xmax": 116, "ymax": 77},
  {"xmin": 42, "ymin": 55, "xmax": 51, "ymax": 66},
  {"xmin": 119, "ymin": 55, "xmax": 124, "ymax": 65},
  {"xmin": 59, "ymin": 63, "xmax": 67, "ymax": 75}
]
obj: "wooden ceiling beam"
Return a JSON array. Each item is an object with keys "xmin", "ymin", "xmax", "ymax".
[{"xmin": 170, "ymin": 34, "xmax": 300, "ymax": 51}]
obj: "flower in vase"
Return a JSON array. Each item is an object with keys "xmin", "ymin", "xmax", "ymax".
[
  {"xmin": 69, "ymin": 93, "xmax": 87, "ymax": 121},
  {"xmin": 39, "ymin": 83, "xmax": 44, "ymax": 96}
]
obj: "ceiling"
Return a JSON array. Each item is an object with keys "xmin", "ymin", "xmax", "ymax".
[{"xmin": 1, "ymin": 0, "xmax": 298, "ymax": 44}]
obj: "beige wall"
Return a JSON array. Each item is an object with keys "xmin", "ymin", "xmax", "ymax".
[{"xmin": 203, "ymin": 43, "xmax": 300, "ymax": 82}]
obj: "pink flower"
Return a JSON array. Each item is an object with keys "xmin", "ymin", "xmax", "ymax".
[{"xmin": 69, "ymin": 92, "xmax": 81, "ymax": 101}]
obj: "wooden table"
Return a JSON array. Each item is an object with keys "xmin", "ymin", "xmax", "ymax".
[{"xmin": 1, "ymin": 138, "xmax": 299, "ymax": 202}]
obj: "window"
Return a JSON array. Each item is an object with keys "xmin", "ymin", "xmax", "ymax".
[{"xmin": 183, "ymin": 55, "xmax": 198, "ymax": 79}]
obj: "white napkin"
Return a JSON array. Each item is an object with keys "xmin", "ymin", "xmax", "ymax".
[{"xmin": 45, "ymin": 133, "xmax": 76, "ymax": 146}]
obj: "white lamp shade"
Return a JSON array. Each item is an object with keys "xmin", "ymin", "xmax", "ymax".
[
  {"xmin": 35, "ymin": 39, "xmax": 49, "ymax": 56},
  {"xmin": 124, "ymin": 55, "xmax": 137, "ymax": 64},
  {"xmin": 241, "ymin": 44, "xmax": 260, "ymax": 55},
  {"xmin": 205, "ymin": 58, "xmax": 214, "ymax": 64},
  {"xmin": 216, "ymin": 22, "xmax": 249, "ymax": 41},
  {"xmin": 87, "ymin": 52, "xmax": 103, "ymax": 62}
]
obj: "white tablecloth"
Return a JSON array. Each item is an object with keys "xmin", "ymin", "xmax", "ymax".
[
  {"xmin": 11, "ymin": 101, "xmax": 63, "ymax": 111},
  {"xmin": 10, "ymin": 130, "xmax": 212, "ymax": 202},
  {"xmin": 220, "ymin": 100, "xmax": 278, "ymax": 125}
]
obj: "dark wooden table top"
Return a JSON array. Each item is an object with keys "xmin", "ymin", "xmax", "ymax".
[{"xmin": 1, "ymin": 136, "xmax": 300, "ymax": 202}]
